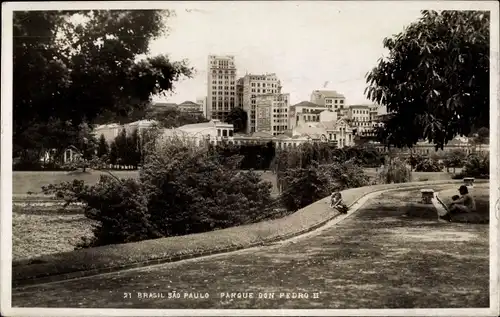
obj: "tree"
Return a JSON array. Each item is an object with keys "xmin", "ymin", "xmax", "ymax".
[
  {"xmin": 97, "ymin": 134, "xmax": 109, "ymax": 158},
  {"xmin": 226, "ymin": 107, "xmax": 248, "ymax": 133},
  {"xmin": 474, "ymin": 127, "xmax": 490, "ymax": 144},
  {"xmin": 114, "ymin": 128, "xmax": 128, "ymax": 167},
  {"xmin": 14, "ymin": 10, "xmax": 193, "ymax": 153},
  {"xmin": 147, "ymin": 107, "xmax": 208, "ymax": 128},
  {"xmin": 365, "ymin": 10, "xmax": 489, "ymax": 149},
  {"xmin": 443, "ymin": 149, "xmax": 467, "ymax": 173},
  {"xmin": 126, "ymin": 128, "xmax": 142, "ymax": 168}
]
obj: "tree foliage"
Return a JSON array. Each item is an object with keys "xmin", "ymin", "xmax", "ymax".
[
  {"xmin": 226, "ymin": 107, "xmax": 248, "ymax": 133},
  {"xmin": 14, "ymin": 10, "xmax": 193, "ymax": 154},
  {"xmin": 42, "ymin": 137, "xmax": 274, "ymax": 247},
  {"xmin": 365, "ymin": 10, "xmax": 489, "ymax": 149},
  {"xmin": 147, "ymin": 107, "xmax": 208, "ymax": 128}
]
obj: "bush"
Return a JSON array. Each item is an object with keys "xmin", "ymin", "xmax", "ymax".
[
  {"xmin": 322, "ymin": 159, "xmax": 370, "ymax": 191},
  {"xmin": 280, "ymin": 162, "xmax": 331, "ymax": 212},
  {"xmin": 454, "ymin": 153, "xmax": 489, "ymax": 179},
  {"xmin": 142, "ymin": 139, "xmax": 273, "ymax": 236},
  {"xmin": 376, "ymin": 157, "xmax": 412, "ymax": 184},
  {"xmin": 442, "ymin": 149, "xmax": 467, "ymax": 173},
  {"xmin": 279, "ymin": 159, "xmax": 370, "ymax": 212},
  {"xmin": 42, "ymin": 175, "xmax": 160, "ymax": 248},
  {"xmin": 414, "ymin": 158, "xmax": 444, "ymax": 172},
  {"xmin": 44, "ymin": 136, "xmax": 274, "ymax": 247}
]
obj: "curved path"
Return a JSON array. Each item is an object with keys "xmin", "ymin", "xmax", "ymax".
[{"xmin": 12, "ymin": 187, "xmax": 489, "ymax": 309}]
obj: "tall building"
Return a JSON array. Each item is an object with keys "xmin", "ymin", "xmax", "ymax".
[
  {"xmin": 239, "ymin": 73, "xmax": 283, "ymax": 133},
  {"xmin": 310, "ymin": 90, "xmax": 346, "ymax": 113},
  {"xmin": 196, "ymin": 97, "xmax": 207, "ymax": 118},
  {"xmin": 255, "ymin": 93, "xmax": 290, "ymax": 135},
  {"xmin": 207, "ymin": 55, "xmax": 237, "ymax": 122}
]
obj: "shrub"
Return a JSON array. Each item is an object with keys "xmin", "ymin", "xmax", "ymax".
[
  {"xmin": 376, "ymin": 157, "xmax": 412, "ymax": 184},
  {"xmin": 141, "ymin": 140, "xmax": 274, "ymax": 236},
  {"xmin": 279, "ymin": 159, "xmax": 370, "ymax": 212},
  {"xmin": 442, "ymin": 149, "xmax": 467, "ymax": 173},
  {"xmin": 42, "ymin": 175, "xmax": 160, "ymax": 248},
  {"xmin": 454, "ymin": 152, "xmax": 489, "ymax": 179},
  {"xmin": 280, "ymin": 162, "xmax": 331, "ymax": 212},
  {"xmin": 321, "ymin": 159, "xmax": 370, "ymax": 191},
  {"xmin": 42, "ymin": 135, "xmax": 274, "ymax": 247},
  {"xmin": 414, "ymin": 158, "xmax": 443, "ymax": 172}
]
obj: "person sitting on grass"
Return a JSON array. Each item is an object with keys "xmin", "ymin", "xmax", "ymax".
[
  {"xmin": 441, "ymin": 185, "xmax": 476, "ymax": 221},
  {"xmin": 330, "ymin": 191, "xmax": 348, "ymax": 214}
]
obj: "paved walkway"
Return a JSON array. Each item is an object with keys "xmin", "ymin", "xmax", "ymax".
[{"xmin": 12, "ymin": 188, "xmax": 489, "ymax": 309}]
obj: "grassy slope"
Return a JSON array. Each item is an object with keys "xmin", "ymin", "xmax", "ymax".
[{"xmin": 12, "ymin": 187, "xmax": 488, "ymax": 308}]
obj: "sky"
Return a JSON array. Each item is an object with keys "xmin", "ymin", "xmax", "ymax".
[{"xmin": 148, "ymin": 2, "xmax": 424, "ymax": 105}]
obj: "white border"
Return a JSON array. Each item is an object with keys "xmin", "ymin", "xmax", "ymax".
[{"xmin": 1, "ymin": 1, "xmax": 499, "ymax": 316}]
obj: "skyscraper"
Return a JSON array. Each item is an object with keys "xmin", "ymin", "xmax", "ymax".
[
  {"xmin": 239, "ymin": 73, "xmax": 283, "ymax": 134},
  {"xmin": 207, "ymin": 55, "xmax": 237, "ymax": 122}
]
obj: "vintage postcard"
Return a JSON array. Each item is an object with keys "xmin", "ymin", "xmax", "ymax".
[{"xmin": 1, "ymin": 1, "xmax": 499, "ymax": 316}]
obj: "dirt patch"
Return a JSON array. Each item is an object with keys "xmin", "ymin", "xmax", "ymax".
[{"xmin": 12, "ymin": 206, "xmax": 95, "ymax": 261}]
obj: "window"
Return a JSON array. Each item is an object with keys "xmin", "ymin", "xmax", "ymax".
[
  {"xmin": 335, "ymin": 100, "xmax": 338, "ymax": 104},
  {"xmin": 217, "ymin": 129, "xmax": 221, "ymax": 136},
  {"xmin": 340, "ymin": 100, "xmax": 344, "ymax": 104}
]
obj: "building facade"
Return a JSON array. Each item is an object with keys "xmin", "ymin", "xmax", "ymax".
[
  {"xmin": 310, "ymin": 90, "xmax": 346, "ymax": 113},
  {"xmin": 178, "ymin": 101, "xmax": 203, "ymax": 114},
  {"xmin": 293, "ymin": 117, "xmax": 354, "ymax": 148},
  {"xmin": 288, "ymin": 101, "xmax": 329, "ymax": 130},
  {"xmin": 239, "ymin": 73, "xmax": 283, "ymax": 133},
  {"xmin": 347, "ymin": 104, "xmax": 372, "ymax": 135},
  {"xmin": 196, "ymin": 97, "xmax": 208, "ymax": 118},
  {"xmin": 207, "ymin": 55, "xmax": 237, "ymax": 122},
  {"xmin": 255, "ymin": 93, "xmax": 290, "ymax": 135},
  {"xmin": 161, "ymin": 120, "xmax": 234, "ymax": 146}
]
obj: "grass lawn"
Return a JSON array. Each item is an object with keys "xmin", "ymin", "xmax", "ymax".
[
  {"xmin": 12, "ymin": 205, "xmax": 95, "ymax": 261},
  {"xmin": 13, "ymin": 169, "xmax": 455, "ymax": 196},
  {"xmin": 11, "ymin": 186, "xmax": 488, "ymax": 308}
]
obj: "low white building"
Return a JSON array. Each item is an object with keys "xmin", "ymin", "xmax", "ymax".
[
  {"xmin": 94, "ymin": 120, "xmax": 159, "ymax": 143},
  {"xmin": 160, "ymin": 120, "xmax": 235, "ymax": 146}
]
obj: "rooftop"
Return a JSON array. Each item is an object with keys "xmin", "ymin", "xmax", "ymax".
[
  {"xmin": 293, "ymin": 101, "xmax": 326, "ymax": 108},
  {"xmin": 312, "ymin": 90, "xmax": 345, "ymax": 98},
  {"xmin": 179, "ymin": 101, "xmax": 200, "ymax": 106}
]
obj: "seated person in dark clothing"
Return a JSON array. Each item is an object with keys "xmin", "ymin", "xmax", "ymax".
[{"xmin": 330, "ymin": 191, "xmax": 348, "ymax": 214}]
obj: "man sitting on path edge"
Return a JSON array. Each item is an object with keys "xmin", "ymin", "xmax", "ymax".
[{"xmin": 440, "ymin": 185, "xmax": 476, "ymax": 222}]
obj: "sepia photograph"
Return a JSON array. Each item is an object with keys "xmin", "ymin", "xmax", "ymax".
[{"xmin": 1, "ymin": 1, "xmax": 499, "ymax": 316}]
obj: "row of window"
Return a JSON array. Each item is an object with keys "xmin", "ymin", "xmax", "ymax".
[
  {"xmin": 251, "ymin": 89, "xmax": 278, "ymax": 94},
  {"xmin": 352, "ymin": 109, "xmax": 369, "ymax": 114},
  {"xmin": 216, "ymin": 129, "xmax": 234, "ymax": 137},
  {"xmin": 212, "ymin": 96, "xmax": 236, "ymax": 100},
  {"xmin": 273, "ymin": 108, "xmax": 288, "ymax": 112},
  {"xmin": 214, "ymin": 102, "xmax": 235, "ymax": 107},
  {"xmin": 211, "ymin": 80, "xmax": 236, "ymax": 85},
  {"xmin": 210, "ymin": 76, "xmax": 235, "ymax": 81},
  {"xmin": 211, "ymin": 91, "xmax": 236, "ymax": 96},
  {"xmin": 212, "ymin": 86, "xmax": 236, "ymax": 91},
  {"xmin": 211, "ymin": 69, "xmax": 236, "ymax": 75},
  {"xmin": 325, "ymin": 99, "xmax": 344, "ymax": 104},
  {"xmin": 250, "ymin": 76, "xmax": 277, "ymax": 81},
  {"xmin": 251, "ymin": 82, "xmax": 277, "ymax": 88}
]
